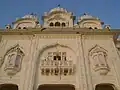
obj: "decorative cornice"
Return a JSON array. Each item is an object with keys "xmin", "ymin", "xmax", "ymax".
[
  {"xmin": 0, "ymin": 28, "xmax": 120, "ymax": 35},
  {"xmin": 38, "ymin": 34, "xmax": 80, "ymax": 39}
]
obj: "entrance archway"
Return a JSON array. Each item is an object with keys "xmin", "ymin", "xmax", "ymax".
[
  {"xmin": 38, "ymin": 84, "xmax": 75, "ymax": 90},
  {"xmin": 95, "ymin": 84, "xmax": 115, "ymax": 90},
  {"xmin": 0, "ymin": 84, "xmax": 18, "ymax": 90}
]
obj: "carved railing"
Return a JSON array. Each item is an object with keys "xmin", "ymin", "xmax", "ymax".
[{"xmin": 40, "ymin": 60, "xmax": 75, "ymax": 76}]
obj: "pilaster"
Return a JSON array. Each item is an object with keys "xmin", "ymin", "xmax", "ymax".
[{"xmin": 19, "ymin": 35, "xmax": 38, "ymax": 90}]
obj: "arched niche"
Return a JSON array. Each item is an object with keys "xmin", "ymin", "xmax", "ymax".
[
  {"xmin": 0, "ymin": 84, "xmax": 18, "ymax": 90},
  {"xmin": 36, "ymin": 43, "xmax": 76, "ymax": 76},
  {"xmin": 3, "ymin": 44, "xmax": 25, "ymax": 76},
  {"xmin": 38, "ymin": 84, "xmax": 75, "ymax": 90},
  {"xmin": 95, "ymin": 83, "xmax": 116, "ymax": 90},
  {"xmin": 89, "ymin": 44, "xmax": 110, "ymax": 75}
]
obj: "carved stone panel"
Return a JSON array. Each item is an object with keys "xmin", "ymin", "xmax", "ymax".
[
  {"xmin": 4, "ymin": 44, "xmax": 25, "ymax": 76},
  {"xmin": 89, "ymin": 45, "xmax": 110, "ymax": 75}
]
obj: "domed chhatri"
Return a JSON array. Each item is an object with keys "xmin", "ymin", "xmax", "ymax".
[
  {"xmin": 77, "ymin": 13, "xmax": 103, "ymax": 29},
  {"xmin": 5, "ymin": 7, "xmax": 108, "ymax": 30},
  {"xmin": 12, "ymin": 13, "xmax": 39, "ymax": 29},
  {"xmin": 0, "ymin": 6, "xmax": 120, "ymax": 90},
  {"xmin": 79, "ymin": 13, "xmax": 100, "ymax": 20}
]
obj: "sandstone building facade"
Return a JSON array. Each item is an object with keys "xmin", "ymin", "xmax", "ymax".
[{"xmin": 0, "ymin": 7, "xmax": 120, "ymax": 90}]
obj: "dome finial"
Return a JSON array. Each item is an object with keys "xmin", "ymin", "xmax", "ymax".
[{"xmin": 57, "ymin": 4, "xmax": 60, "ymax": 7}]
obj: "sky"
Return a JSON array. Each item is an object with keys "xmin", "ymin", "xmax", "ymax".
[{"xmin": 0, "ymin": 0, "xmax": 120, "ymax": 29}]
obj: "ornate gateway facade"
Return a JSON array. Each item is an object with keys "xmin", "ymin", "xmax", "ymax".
[{"xmin": 0, "ymin": 6, "xmax": 120, "ymax": 90}]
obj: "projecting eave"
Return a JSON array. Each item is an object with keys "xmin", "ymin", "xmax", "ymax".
[{"xmin": 0, "ymin": 28, "xmax": 120, "ymax": 35}]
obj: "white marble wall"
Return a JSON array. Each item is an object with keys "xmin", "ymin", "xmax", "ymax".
[{"xmin": 0, "ymin": 34, "xmax": 120, "ymax": 90}]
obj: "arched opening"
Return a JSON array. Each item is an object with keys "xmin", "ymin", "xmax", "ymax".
[
  {"xmin": 38, "ymin": 84, "xmax": 75, "ymax": 90},
  {"xmin": 62, "ymin": 23, "xmax": 66, "ymax": 27},
  {"xmin": 55, "ymin": 22, "xmax": 60, "ymax": 26},
  {"xmin": 49, "ymin": 22, "xmax": 54, "ymax": 26},
  {"xmin": 18, "ymin": 27, "xmax": 21, "ymax": 29},
  {"xmin": 89, "ymin": 27, "xmax": 92, "ymax": 29},
  {"xmin": 94, "ymin": 27, "xmax": 98, "ymax": 29},
  {"xmin": 23, "ymin": 27, "xmax": 27, "ymax": 29},
  {"xmin": 0, "ymin": 84, "xmax": 18, "ymax": 90},
  {"xmin": 95, "ymin": 84, "xmax": 115, "ymax": 90},
  {"xmin": 6, "ymin": 27, "xmax": 9, "ymax": 29}
]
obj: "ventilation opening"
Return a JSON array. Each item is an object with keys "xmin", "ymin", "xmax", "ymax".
[
  {"xmin": 55, "ymin": 22, "xmax": 60, "ymax": 26},
  {"xmin": 38, "ymin": 84, "xmax": 75, "ymax": 90},
  {"xmin": 95, "ymin": 84, "xmax": 115, "ymax": 90},
  {"xmin": 49, "ymin": 22, "xmax": 54, "ymax": 26},
  {"xmin": 0, "ymin": 84, "xmax": 18, "ymax": 90}
]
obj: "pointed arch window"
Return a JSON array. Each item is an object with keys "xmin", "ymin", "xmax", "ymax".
[{"xmin": 55, "ymin": 22, "xmax": 60, "ymax": 26}]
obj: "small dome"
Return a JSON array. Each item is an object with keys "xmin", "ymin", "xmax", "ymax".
[
  {"xmin": 49, "ymin": 7, "xmax": 67, "ymax": 13},
  {"xmin": 79, "ymin": 13, "xmax": 100, "ymax": 21},
  {"xmin": 22, "ymin": 13, "xmax": 38, "ymax": 21}
]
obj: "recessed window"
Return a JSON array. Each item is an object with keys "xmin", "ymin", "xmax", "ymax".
[
  {"xmin": 64, "ymin": 68, "xmax": 68, "ymax": 75},
  {"xmin": 49, "ymin": 22, "xmax": 54, "ymax": 26},
  {"xmin": 55, "ymin": 68, "xmax": 59, "ymax": 75},
  {"xmin": 55, "ymin": 22, "xmax": 60, "ymax": 26},
  {"xmin": 46, "ymin": 68, "xmax": 50, "ymax": 75},
  {"xmin": 54, "ymin": 56, "xmax": 61, "ymax": 60},
  {"xmin": 62, "ymin": 23, "xmax": 66, "ymax": 27}
]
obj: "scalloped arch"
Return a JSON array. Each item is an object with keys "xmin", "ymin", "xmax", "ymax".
[{"xmin": 39, "ymin": 43, "xmax": 76, "ymax": 56}]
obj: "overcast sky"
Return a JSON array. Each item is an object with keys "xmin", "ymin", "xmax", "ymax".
[{"xmin": 0, "ymin": 0, "xmax": 119, "ymax": 29}]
